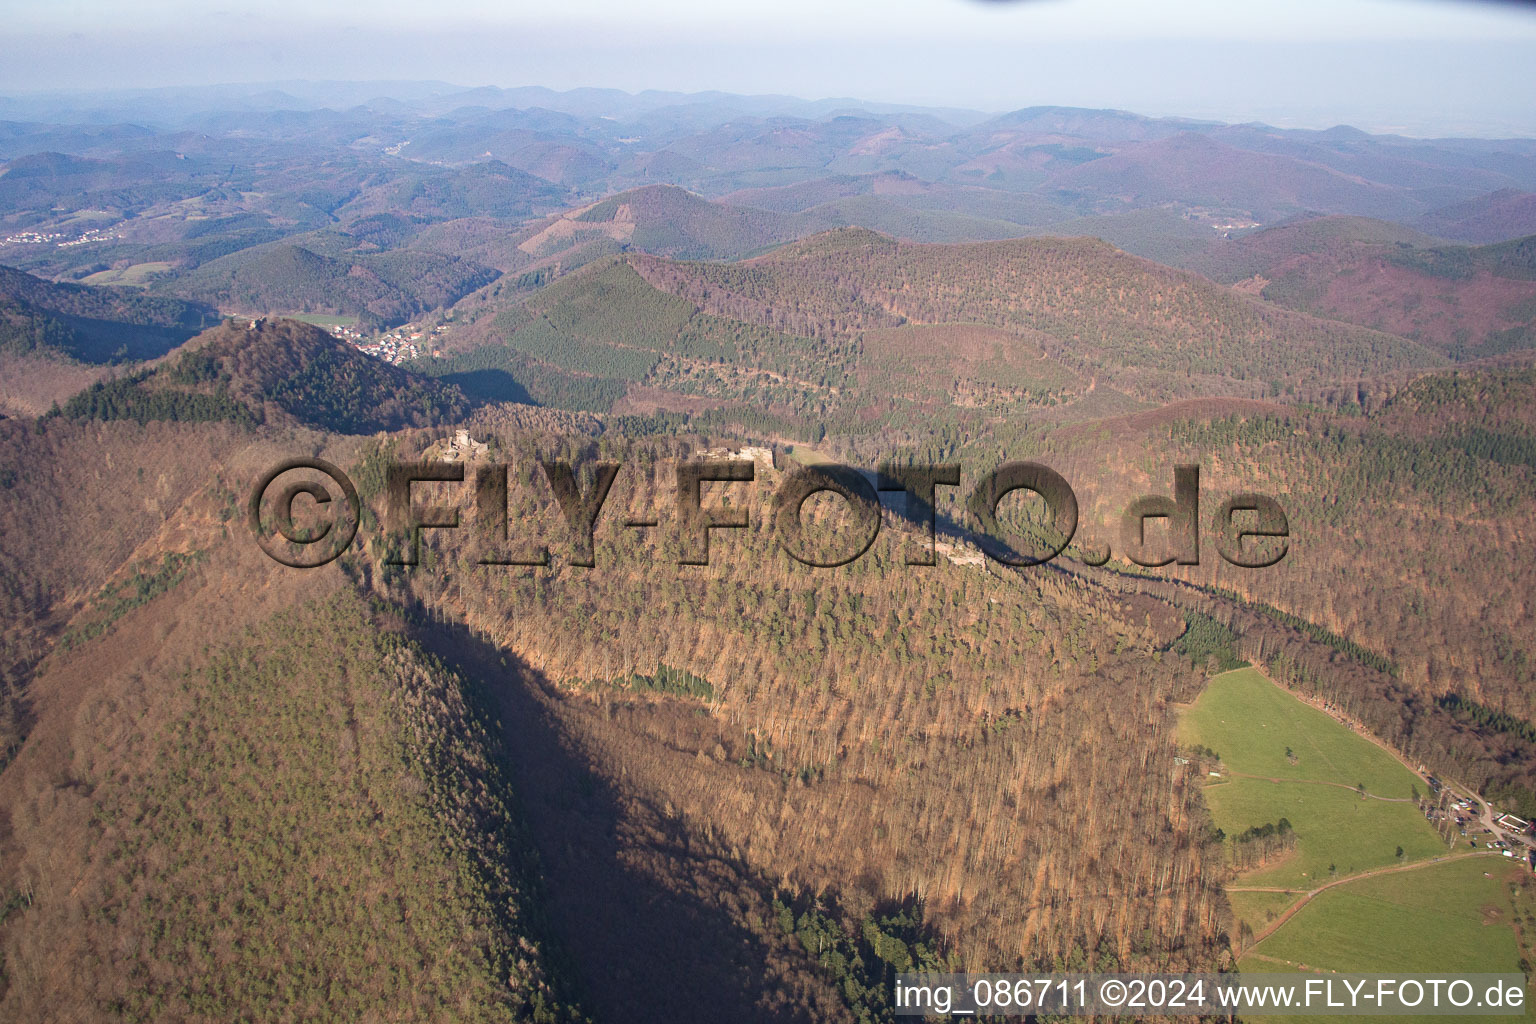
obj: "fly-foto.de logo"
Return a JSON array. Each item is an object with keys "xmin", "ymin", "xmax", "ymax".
[{"xmin": 248, "ymin": 456, "xmax": 1288, "ymax": 571}]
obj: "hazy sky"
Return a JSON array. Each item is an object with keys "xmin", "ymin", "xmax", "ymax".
[{"xmin": 3, "ymin": 0, "xmax": 1535, "ymax": 134}]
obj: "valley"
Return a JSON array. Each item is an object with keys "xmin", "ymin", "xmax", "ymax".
[{"xmin": 0, "ymin": 77, "xmax": 1532, "ymax": 1022}]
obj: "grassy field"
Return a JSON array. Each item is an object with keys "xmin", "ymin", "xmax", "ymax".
[
  {"xmin": 783, "ymin": 445, "xmax": 835, "ymax": 466},
  {"xmin": 1242, "ymin": 857, "xmax": 1522, "ymax": 973},
  {"xmin": 1207, "ymin": 780, "xmax": 1446, "ymax": 889},
  {"xmin": 1183, "ymin": 668, "xmax": 1528, "ymax": 1020},
  {"xmin": 1239, "ymin": 858, "xmax": 1530, "ymax": 1024},
  {"xmin": 1181, "ymin": 667, "xmax": 1446, "ymax": 890},
  {"xmin": 1226, "ymin": 888, "xmax": 1307, "ymax": 943},
  {"xmin": 277, "ymin": 312, "xmax": 359, "ymax": 328},
  {"xmin": 80, "ymin": 261, "xmax": 174, "ymax": 287},
  {"xmin": 1179, "ymin": 667, "xmax": 1421, "ymax": 797}
]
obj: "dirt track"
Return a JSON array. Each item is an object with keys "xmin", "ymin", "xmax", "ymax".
[{"xmin": 1231, "ymin": 851, "xmax": 1501, "ymax": 949}]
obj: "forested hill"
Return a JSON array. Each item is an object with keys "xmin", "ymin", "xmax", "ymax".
[
  {"xmin": 334, "ymin": 158, "xmax": 571, "ymax": 222},
  {"xmin": 0, "ymin": 263, "xmax": 216, "ymax": 362},
  {"xmin": 55, "ymin": 318, "xmax": 475, "ymax": 433},
  {"xmin": 1178, "ymin": 223, "xmax": 1536, "ymax": 360},
  {"xmin": 629, "ymin": 228, "xmax": 1447, "ymax": 390},
  {"xmin": 420, "ymin": 228, "xmax": 1453, "ymax": 433},
  {"xmin": 0, "ymin": 550, "xmax": 589, "ymax": 1022},
  {"xmin": 1183, "ymin": 215, "xmax": 1447, "ymax": 284},
  {"xmin": 517, "ymin": 181, "xmax": 1069, "ymax": 265},
  {"xmin": 155, "ymin": 243, "xmax": 499, "ymax": 327}
]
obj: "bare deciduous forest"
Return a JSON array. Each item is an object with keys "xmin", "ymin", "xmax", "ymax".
[{"xmin": 0, "ymin": 71, "xmax": 1534, "ymax": 1021}]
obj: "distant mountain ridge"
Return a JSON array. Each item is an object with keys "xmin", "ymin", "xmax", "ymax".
[
  {"xmin": 1179, "ymin": 222, "xmax": 1536, "ymax": 359},
  {"xmin": 5, "ymin": 87, "xmax": 1536, "ymax": 321},
  {"xmin": 1415, "ymin": 189, "xmax": 1536, "ymax": 244}
]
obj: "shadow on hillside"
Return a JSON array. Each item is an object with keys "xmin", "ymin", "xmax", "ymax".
[
  {"xmin": 58, "ymin": 314, "xmax": 207, "ymax": 363},
  {"xmin": 411, "ymin": 614, "xmax": 828, "ymax": 1024},
  {"xmin": 439, "ymin": 368, "xmax": 539, "ymax": 407}
]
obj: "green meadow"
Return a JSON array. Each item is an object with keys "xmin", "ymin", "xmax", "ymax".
[
  {"xmin": 279, "ymin": 312, "xmax": 359, "ymax": 328},
  {"xmin": 1180, "ymin": 667, "xmax": 1445, "ymax": 889},
  {"xmin": 1225, "ymin": 888, "xmax": 1297, "ymax": 942},
  {"xmin": 1179, "ymin": 667, "xmax": 1422, "ymax": 797},
  {"xmin": 1239, "ymin": 858, "xmax": 1529, "ymax": 1024},
  {"xmin": 783, "ymin": 445, "xmax": 835, "ymax": 466},
  {"xmin": 1242, "ymin": 856, "xmax": 1521, "ymax": 973},
  {"xmin": 80, "ymin": 261, "xmax": 174, "ymax": 286},
  {"xmin": 1206, "ymin": 780, "xmax": 1445, "ymax": 889},
  {"xmin": 1182, "ymin": 667, "xmax": 1526, "ymax": 1018}
]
